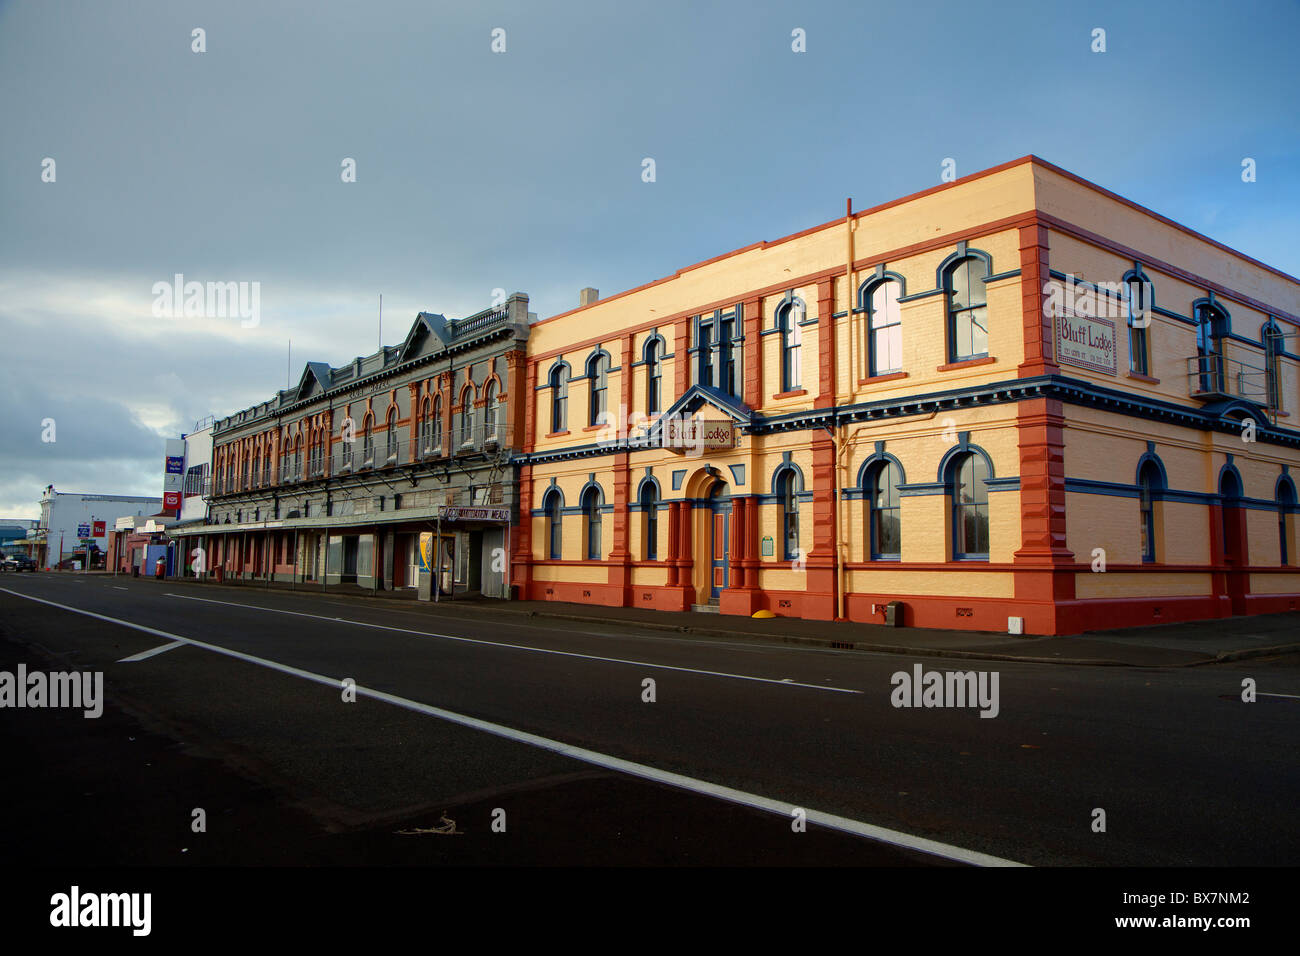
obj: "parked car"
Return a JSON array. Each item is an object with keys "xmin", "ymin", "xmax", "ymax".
[{"xmin": 1, "ymin": 554, "xmax": 38, "ymax": 572}]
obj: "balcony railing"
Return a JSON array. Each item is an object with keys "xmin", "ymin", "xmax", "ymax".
[{"xmin": 1187, "ymin": 354, "xmax": 1271, "ymax": 404}]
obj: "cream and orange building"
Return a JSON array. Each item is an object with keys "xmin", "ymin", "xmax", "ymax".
[{"xmin": 510, "ymin": 156, "xmax": 1300, "ymax": 635}]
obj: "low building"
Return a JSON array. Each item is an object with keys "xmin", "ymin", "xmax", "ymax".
[
  {"xmin": 34, "ymin": 486, "xmax": 163, "ymax": 569},
  {"xmin": 512, "ymin": 156, "xmax": 1300, "ymax": 635},
  {"xmin": 171, "ymin": 295, "xmax": 531, "ymax": 596}
]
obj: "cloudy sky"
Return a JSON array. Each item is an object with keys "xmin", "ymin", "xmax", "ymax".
[{"xmin": 2, "ymin": 0, "xmax": 1297, "ymax": 517}]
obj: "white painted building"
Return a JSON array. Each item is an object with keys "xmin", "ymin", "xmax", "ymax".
[
  {"xmin": 179, "ymin": 419, "xmax": 214, "ymax": 524},
  {"xmin": 35, "ymin": 486, "xmax": 162, "ymax": 568}
]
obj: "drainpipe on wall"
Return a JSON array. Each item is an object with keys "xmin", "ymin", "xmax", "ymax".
[{"xmin": 835, "ymin": 199, "xmax": 854, "ymax": 623}]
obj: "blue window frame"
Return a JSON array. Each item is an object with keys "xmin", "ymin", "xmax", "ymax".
[
  {"xmin": 944, "ymin": 257, "xmax": 989, "ymax": 363},
  {"xmin": 950, "ymin": 452, "xmax": 990, "ymax": 559},
  {"xmin": 865, "ymin": 280, "xmax": 903, "ymax": 377},
  {"xmin": 583, "ymin": 486, "xmax": 603, "ymax": 560},
  {"xmin": 545, "ymin": 490, "xmax": 562, "ymax": 560},
  {"xmin": 644, "ymin": 338, "xmax": 663, "ymax": 414},
  {"xmin": 640, "ymin": 482, "xmax": 659, "ymax": 560},
  {"xmin": 866, "ymin": 460, "xmax": 902, "ymax": 559},
  {"xmin": 549, "ymin": 363, "xmax": 569, "ymax": 432},
  {"xmin": 1278, "ymin": 480, "xmax": 1296, "ymax": 566},
  {"xmin": 776, "ymin": 468, "xmax": 799, "ymax": 559},
  {"xmin": 776, "ymin": 301, "xmax": 802, "ymax": 392},
  {"xmin": 587, "ymin": 353, "xmax": 608, "ymax": 427},
  {"xmin": 1138, "ymin": 461, "xmax": 1161, "ymax": 562}
]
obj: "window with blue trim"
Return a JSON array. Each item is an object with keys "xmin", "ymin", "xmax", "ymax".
[
  {"xmin": 866, "ymin": 280, "xmax": 903, "ymax": 377},
  {"xmin": 583, "ymin": 486, "xmax": 603, "ymax": 560},
  {"xmin": 640, "ymin": 482, "xmax": 659, "ymax": 560},
  {"xmin": 776, "ymin": 301, "xmax": 802, "ymax": 391},
  {"xmin": 944, "ymin": 257, "xmax": 989, "ymax": 363},
  {"xmin": 1278, "ymin": 480, "xmax": 1295, "ymax": 566},
  {"xmin": 1194, "ymin": 303, "xmax": 1229, "ymax": 395},
  {"xmin": 1138, "ymin": 461, "xmax": 1161, "ymax": 563},
  {"xmin": 949, "ymin": 452, "xmax": 989, "ymax": 559},
  {"xmin": 645, "ymin": 338, "xmax": 662, "ymax": 414},
  {"xmin": 866, "ymin": 460, "xmax": 902, "ymax": 559},
  {"xmin": 695, "ymin": 311, "xmax": 740, "ymax": 397},
  {"xmin": 777, "ymin": 469, "xmax": 799, "ymax": 559},
  {"xmin": 1264, "ymin": 321, "xmax": 1284, "ymax": 409},
  {"xmin": 587, "ymin": 353, "xmax": 608, "ymax": 427},
  {"xmin": 1126, "ymin": 274, "xmax": 1151, "ymax": 375},
  {"xmin": 549, "ymin": 364, "xmax": 569, "ymax": 432},
  {"xmin": 545, "ymin": 490, "xmax": 562, "ymax": 560}
]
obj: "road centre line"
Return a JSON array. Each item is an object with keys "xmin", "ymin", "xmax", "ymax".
[
  {"xmin": 164, "ymin": 592, "xmax": 861, "ymax": 695},
  {"xmin": 0, "ymin": 586, "xmax": 1023, "ymax": 867}
]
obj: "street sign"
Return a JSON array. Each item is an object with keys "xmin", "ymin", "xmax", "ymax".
[{"xmin": 77, "ymin": 523, "xmax": 91, "ymax": 538}]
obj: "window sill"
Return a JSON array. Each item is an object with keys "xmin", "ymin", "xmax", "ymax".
[
  {"xmin": 771, "ymin": 389, "xmax": 807, "ymax": 400},
  {"xmin": 582, "ymin": 424, "xmax": 608, "ymax": 433},
  {"xmin": 858, "ymin": 371, "xmax": 907, "ymax": 386},
  {"xmin": 545, "ymin": 430, "xmax": 570, "ymax": 439},
  {"xmin": 937, "ymin": 356, "xmax": 995, "ymax": 372},
  {"xmin": 1126, "ymin": 371, "xmax": 1160, "ymax": 384}
]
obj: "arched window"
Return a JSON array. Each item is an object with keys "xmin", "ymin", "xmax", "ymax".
[
  {"xmin": 865, "ymin": 280, "xmax": 903, "ymax": 377},
  {"xmin": 241, "ymin": 456, "xmax": 249, "ymax": 490},
  {"xmin": 483, "ymin": 380, "xmax": 499, "ymax": 442},
  {"xmin": 776, "ymin": 300, "xmax": 802, "ymax": 392},
  {"xmin": 1194, "ymin": 301, "xmax": 1230, "ymax": 395},
  {"xmin": 419, "ymin": 401, "xmax": 434, "ymax": 457},
  {"xmin": 459, "ymin": 386, "xmax": 475, "ymax": 447},
  {"xmin": 587, "ymin": 352, "xmax": 608, "ymax": 427},
  {"xmin": 545, "ymin": 489, "xmax": 563, "ymax": 560},
  {"xmin": 582, "ymin": 486, "xmax": 603, "ymax": 560},
  {"xmin": 645, "ymin": 338, "xmax": 663, "ymax": 415},
  {"xmin": 1263, "ymin": 320, "xmax": 1284, "ymax": 409},
  {"xmin": 949, "ymin": 452, "xmax": 990, "ymax": 559},
  {"xmin": 866, "ymin": 460, "xmax": 902, "ymax": 559},
  {"xmin": 1277, "ymin": 479, "xmax": 1296, "ymax": 566},
  {"xmin": 549, "ymin": 363, "xmax": 569, "ymax": 433},
  {"xmin": 341, "ymin": 420, "xmax": 354, "ymax": 469},
  {"xmin": 293, "ymin": 438, "xmax": 303, "ymax": 481},
  {"xmin": 384, "ymin": 409, "xmax": 398, "ymax": 463},
  {"xmin": 432, "ymin": 396, "xmax": 443, "ymax": 453},
  {"xmin": 776, "ymin": 468, "xmax": 800, "ymax": 560},
  {"xmin": 944, "ymin": 256, "xmax": 989, "ymax": 363},
  {"xmin": 362, "ymin": 422, "xmax": 374, "ymax": 467},
  {"xmin": 640, "ymin": 481, "xmax": 659, "ymax": 560},
  {"xmin": 262, "ymin": 448, "xmax": 271, "ymax": 485},
  {"xmin": 251, "ymin": 453, "xmax": 261, "ymax": 488},
  {"xmin": 1126, "ymin": 272, "xmax": 1151, "ymax": 375},
  {"xmin": 1138, "ymin": 460, "xmax": 1162, "ymax": 563}
]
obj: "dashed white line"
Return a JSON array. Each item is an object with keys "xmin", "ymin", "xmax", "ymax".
[
  {"xmin": 165, "ymin": 592, "xmax": 862, "ymax": 695},
  {"xmin": 0, "ymin": 585, "xmax": 1024, "ymax": 867}
]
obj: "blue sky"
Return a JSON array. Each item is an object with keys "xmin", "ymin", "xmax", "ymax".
[{"xmin": 1, "ymin": 0, "xmax": 1297, "ymax": 514}]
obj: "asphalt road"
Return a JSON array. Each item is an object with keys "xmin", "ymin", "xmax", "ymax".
[{"xmin": 1, "ymin": 573, "xmax": 1297, "ymax": 866}]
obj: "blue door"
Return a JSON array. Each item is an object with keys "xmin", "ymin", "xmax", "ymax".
[{"xmin": 709, "ymin": 483, "xmax": 731, "ymax": 599}]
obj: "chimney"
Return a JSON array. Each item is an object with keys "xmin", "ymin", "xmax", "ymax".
[{"xmin": 580, "ymin": 287, "xmax": 599, "ymax": 307}]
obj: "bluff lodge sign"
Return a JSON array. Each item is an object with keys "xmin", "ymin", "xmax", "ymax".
[
  {"xmin": 1055, "ymin": 307, "xmax": 1118, "ymax": 375},
  {"xmin": 661, "ymin": 419, "xmax": 737, "ymax": 451}
]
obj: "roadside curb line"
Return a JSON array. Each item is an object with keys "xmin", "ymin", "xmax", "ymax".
[{"xmin": 111, "ymin": 578, "xmax": 1287, "ymax": 668}]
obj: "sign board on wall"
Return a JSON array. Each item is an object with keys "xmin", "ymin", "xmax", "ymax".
[
  {"xmin": 162, "ymin": 439, "xmax": 185, "ymax": 511},
  {"xmin": 437, "ymin": 507, "xmax": 510, "ymax": 523},
  {"xmin": 1055, "ymin": 309, "xmax": 1118, "ymax": 375},
  {"xmin": 662, "ymin": 419, "xmax": 736, "ymax": 451},
  {"xmin": 92, "ymin": 521, "xmax": 105, "ymax": 537},
  {"xmin": 77, "ymin": 523, "xmax": 91, "ymax": 538}
]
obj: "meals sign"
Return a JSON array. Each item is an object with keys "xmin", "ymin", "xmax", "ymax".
[{"xmin": 1055, "ymin": 308, "xmax": 1118, "ymax": 375}]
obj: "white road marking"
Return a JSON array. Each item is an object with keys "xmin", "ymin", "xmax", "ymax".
[
  {"xmin": 113, "ymin": 586, "xmax": 128, "ymax": 590},
  {"xmin": 118, "ymin": 641, "xmax": 187, "ymax": 662},
  {"xmin": 0, "ymin": 586, "xmax": 1023, "ymax": 867},
  {"xmin": 165, "ymin": 593, "xmax": 862, "ymax": 695},
  {"xmin": 1258, "ymin": 692, "xmax": 1300, "ymax": 699}
]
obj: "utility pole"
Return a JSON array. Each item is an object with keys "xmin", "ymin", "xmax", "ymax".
[{"xmin": 379, "ymin": 294, "xmax": 383, "ymax": 352}]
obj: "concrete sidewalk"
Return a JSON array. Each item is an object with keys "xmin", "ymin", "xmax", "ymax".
[{"xmin": 140, "ymin": 572, "xmax": 1300, "ymax": 667}]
